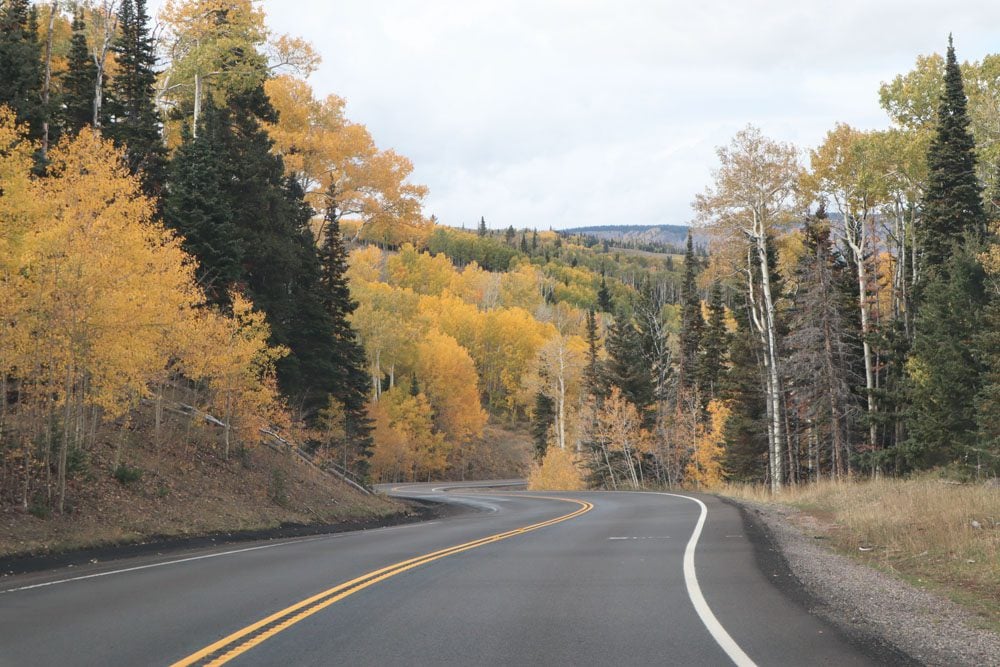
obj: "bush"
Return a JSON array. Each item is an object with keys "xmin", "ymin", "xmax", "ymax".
[
  {"xmin": 527, "ymin": 448, "xmax": 586, "ymax": 491},
  {"xmin": 113, "ymin": 464, "xmax": 143, "ymax": 485}
]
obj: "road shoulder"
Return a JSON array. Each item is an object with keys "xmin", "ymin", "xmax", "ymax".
[{"xmin": 725, "ymin": 497, "xmax": 1000, "ymax": 667}]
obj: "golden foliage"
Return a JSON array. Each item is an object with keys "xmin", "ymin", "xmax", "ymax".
[
  {"xmin": 527, "ymin": 447, "xmax": 586, "ymax": 491},
  {"xmin": 685, "ymin": 400, "xmax": 729, "ymax": 490}
]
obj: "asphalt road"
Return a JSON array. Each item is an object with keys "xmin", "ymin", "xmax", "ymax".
[{"xmin": 0, "ymin": 483, "xmax": 899, "ymax": 666}]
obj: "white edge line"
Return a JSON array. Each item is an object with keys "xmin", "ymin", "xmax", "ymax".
[
  {"xmin": 1, "ymin": 537, "xmax": 321, "ymax": 594},
  {"xmin": 651, "ymin": 492, "xmax": 758, "ymax": 667}
]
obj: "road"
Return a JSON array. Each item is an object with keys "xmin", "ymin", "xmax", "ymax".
[{"xmin": 0, "ymin": 483, "xmax": 901, "ymax": 666}]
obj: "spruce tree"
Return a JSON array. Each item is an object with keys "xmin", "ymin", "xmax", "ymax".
[
  {"xmin": 0, "ymin": 0, "xmax": 43, "ymax": 139},
  {"xmin": 604, "ymin": 315, "xmax": 654, "ymax": 414},
  {"xmin": 531, "ymin": 390, "xmax": 555, "ymax": 461},
  {"xmin": 907, "ymin": 245, "xmax": 986, "ymax": 469},
  {"xmin": 596, "ymin": 275, "xmax": 612, "ymax": 312},
  {"xmin": 164, "ymin": 102, "xmax": 243, "ymax": 304},
  {"xmin": 918, "ymin": 36, "xmax": 985, "ymax": 272},
  {"xmin": 583, "ymin": 309, "xmax": 607, "ymax": 403},
  {"xmin": 477, "ymin": 216, "xmax": 487, "ymax": 237},
  {"xmin": 163, "ymin": 84, "xmax": 340, "ymax": 411},
  {"xmin": 678, "ymin": 231, "xmax": 704, "ymax": 389},
  {"xmin": 721, "ymin": 296, "xmax": 768, "ymax": 482},
  {"xmin": 318, "ymin": 185, "xmax": 374, "ymax": 472},
  {"xmin": 505, "ymin": 224, "xmax": 515, "ymax": 245},
  {"xmin": 61, "ymin": 10, "xmax": 98, "ymax": 134},
  {"xmin": 698, "ymin": 282, "xmax": 728, "ymax": 402},
  {"xmin": 107, "ymin": 0, "xmax": 166, "ymax": 199},
  {"xmin": 907, "ymin": 37, "xmax": 989, "ymax": 472}
]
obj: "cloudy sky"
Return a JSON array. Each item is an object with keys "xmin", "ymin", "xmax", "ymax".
[{"xmin": 161, "ymin": 1, "xmax": 1000, "ymax": 230}]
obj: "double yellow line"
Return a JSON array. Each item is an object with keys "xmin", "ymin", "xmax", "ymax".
[{"xmin": 171, "ymin": 495, "xmax": 592, "ymax": 666}]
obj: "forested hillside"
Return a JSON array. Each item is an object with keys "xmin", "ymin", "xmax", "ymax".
[{"xmin": 0, "ymin": 0, "xmax": 997, "ymax": 531}]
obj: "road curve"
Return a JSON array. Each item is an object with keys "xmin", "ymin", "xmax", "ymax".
[{"xmin": 0, "ymin": 483, "xmax": 895, "ymax": 666}]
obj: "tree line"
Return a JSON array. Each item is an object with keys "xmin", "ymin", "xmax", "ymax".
[{"xmin": 545, "ymin": 36, "xmax": 998, "ymax": 491}]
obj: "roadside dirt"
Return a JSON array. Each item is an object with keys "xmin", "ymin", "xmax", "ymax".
[{"xmin": 729, "ymin": 498, "xmax": 1000, "ymax": 667}]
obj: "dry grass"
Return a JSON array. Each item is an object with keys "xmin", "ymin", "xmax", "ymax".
[{"xmin": 719, "ymin": 478, "xmax": 1000, "ymax": 628}]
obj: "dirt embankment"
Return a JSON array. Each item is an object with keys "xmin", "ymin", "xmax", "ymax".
[{"xmin": 0, "ymin": 425, "xmax": 407, "ymax": 567}]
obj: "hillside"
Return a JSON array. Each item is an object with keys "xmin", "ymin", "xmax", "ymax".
[
  {"xmin": 561, "ymin": 224, "xmax": 709, "ymax": 250},
  {"xmin": 0, "ymin": 400, "xmax": 402, "ymax": 560}
]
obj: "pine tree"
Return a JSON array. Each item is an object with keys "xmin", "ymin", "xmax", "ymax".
[
  {"xmin": 505, "ymin": 224, "xmax": 515, "ymax": 245},
  {"xmin": 597, "ymin": 275, "xmax": 612, "ymax": 312},
  {"xmin": 0, "ymin": 0, "xmax": 44, "ymax": 139},
  {"xmin": 531, "ymin": 228, "xmax": 538, "ymax": 250},
  {"xmin": 783, "ymin": 216, "xmax": 858, "ymax": 477},
  {"xmin": 531, "ymin": 389, "xmax": 555, "ymax": 461},
  {"xmin": 318, "ymin": 184, "xmax": 375, "ymax": 473},
  {"xmin": 163, "ymin": 84, "xmax": 340, "ymax": 410},
  {"xmin": 918, "ymin": 36, "xmax": 986, "ymax": 272},
  {"xmin": 106, "ymin": 0, "xmax": 166, "ymax": 199},
  {"xmin": 679, "ymin": 231, "xmax": 704, "ymax": 390},
  {"xmin": 906, "ymin": 245, "xmax": 986, "ymax": 469},
  {"xmin": 699, "ymin": 282, "xmax": 728, "ymax": 402},
  {"xmin": 164, "ymin": 102, "xmax": 242, "ymax": 304},
  {"xmin": 907, "ymin": 37, "xmax": 989, "ymax": 472},
  {"xmin": 583, "ymin": 309, "xmax": 606, "ymax": 402},
  {"xmin": 721, "ymin": 295, "xmax": 768, "ymax": 482},
  {"xmin": 519, "ymin": 233, "xmax": 528, "ymax": 253},
  {"xmin": 604, "ymin": 315, "xmax": 654, "ymax": 414},
  {"xmin": 61, "ymin": 10, "xmax": 98, "ymax": 135},
  {"xmin": 478, "ymin": 216, "xmax": 487, "ymax": 237}
]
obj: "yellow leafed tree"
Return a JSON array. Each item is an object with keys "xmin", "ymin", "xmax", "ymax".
[{"xmin": 685, "ymin": 400, "xmax": 730, "ymax": 490}]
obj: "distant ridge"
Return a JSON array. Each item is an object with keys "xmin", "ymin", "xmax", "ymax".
[{"xmin": 560, "ymin": 224, "xmax": 705, "ymax": 250}]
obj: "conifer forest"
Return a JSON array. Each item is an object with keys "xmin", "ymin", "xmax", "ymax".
[{"xmin": 0, "ymin": 0, "xmax": 998, "ymax": 522}]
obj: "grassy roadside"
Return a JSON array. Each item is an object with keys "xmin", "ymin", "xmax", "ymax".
[{"xmin": 718, "ymin": 478, "xmax": 1000, "ymax": 632}]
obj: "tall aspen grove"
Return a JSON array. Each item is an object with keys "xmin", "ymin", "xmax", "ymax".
[{"xmin": 0, "ymin": 0, "xmax": 998, "ymax": 522}]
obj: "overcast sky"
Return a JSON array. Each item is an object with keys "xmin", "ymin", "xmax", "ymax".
[{"xmin": 158, "ymin": 1, "xmax": 1000, "ymax": 230}]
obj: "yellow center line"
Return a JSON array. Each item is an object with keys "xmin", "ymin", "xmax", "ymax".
[{"xmin": 170, "ymin": 494, "xmax": 592, "ymax": 667}]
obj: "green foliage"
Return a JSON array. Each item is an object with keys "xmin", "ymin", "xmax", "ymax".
[
  {"xmin": 0, "ymin": 0, "xmax": 44, "ymax": 139},
  {"xmin": 531, "ymin": 390, "xmax": 555, "ymax": 460},
  {"xmin": 106, "ymin": 0, "xmax": 166, "ymax": 199},
  {"xmin": 113, "ymin": 464, "xmax": 143, "ymax": 485},
  {"xmin": 268, "ymin": 467, "xmax": 289, "ymax": 506},
  {"xmin": 905, "ymin": 242, "xmax": 987, "ymax": 470},
  {"xmin": 679, "ymin": 231, "xmax": 703, "ymax": 389},
  {"xmin": 61, "ymin": 10, "xmax": 97, "ymax": 135},
  {"xmin": 919, "ymin": 38, "xmax": 986, "ymax": 270},
  {"xmin": 318, "ymin": 188, "xmax": 374, "ymax": 475},
  {"xmin": 699, "ymin": 282, "xmax": 728, "ymax": 402}
]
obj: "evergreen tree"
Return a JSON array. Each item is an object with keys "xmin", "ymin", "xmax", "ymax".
[
  {"xmin": 164, "ymin": 102, "xmax": 242, "ymax": 304},
  {"xmin": 163, "ymin": 84, "xmax": 340, "ymax": 411},
  {"xmin": 531, "ymin": 228, "xmax": 538, "ymax": 250},
  {"xmin": 604, "ymin": 315, "xmax": 654, "ymax": 414},
  {"xmin": 0, "ymin": 0, "xmax": 43, "ymax": 139},
  {"xmin": 531, "ymin": 389, "xmax": 555, "ymax": 461},
  {"xmin": 583, "ymin": 309, "xmax": 606, "ymax": 402},
  {"xmin": 596, "ymin": 275, "xmax": 612, "ymax": 312},
  {"xmin": 61, "ymin": 10, "xmax": 98, "ymax": 134},
  {"xmin": 106, "ymin": 0, "xmax": 166, "ymax": 199},
  {"xmin": 906, "ymin": 246, "xmax": 986, "ymax": 469},
  {"xmin": 318, "ymin": 184, "xmax": 375, "ymax": 472},
  {"xmin": 721, "ymin": 296, "xmax": 768, "ymax": 482},
  {"xmin": 783, "ymin": 216, "xmax": 858, "ymax": 477},
  {"xmin": 505, "ymin": 224, "xmax": 515, "ymax": 245},
  {"xmin": 918, "ymin": 36, "xmax": 986, "ymax": 272},
  {"xmin": 678, "ymin": 231, "xmax": 704, "ymax": 389},
  {"xmin": 519, "ymin": 233, "xmax": 528, "ymax": 253},
  {"xmin": 477, "ymin": 216, "xmax": 487, "ymax": 237},
  {"xmin": 907, "ymin": 38, "xmax": 989, "ymax": 472},
  {"xmin": 699, "ymin": 282, "xmax": 728, "ymax": 402},
  {"xmin": 409, "ymin": 374, "xmax": 420, "ymax": 397}
]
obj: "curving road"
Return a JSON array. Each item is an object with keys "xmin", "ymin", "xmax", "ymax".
[{"xmin": 0, "ymin": 483, "xmax": 901, "ymax": 666}]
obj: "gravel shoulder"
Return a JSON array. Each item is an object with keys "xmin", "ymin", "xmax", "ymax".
[{"xmin": 726, "ymin": 497, "xmax": 1000, "ymax": 667}]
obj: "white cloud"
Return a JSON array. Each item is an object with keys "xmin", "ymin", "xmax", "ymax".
[{"xmin": 153, "ymin": 0, "xmax": 1000, "ymax": 228}]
